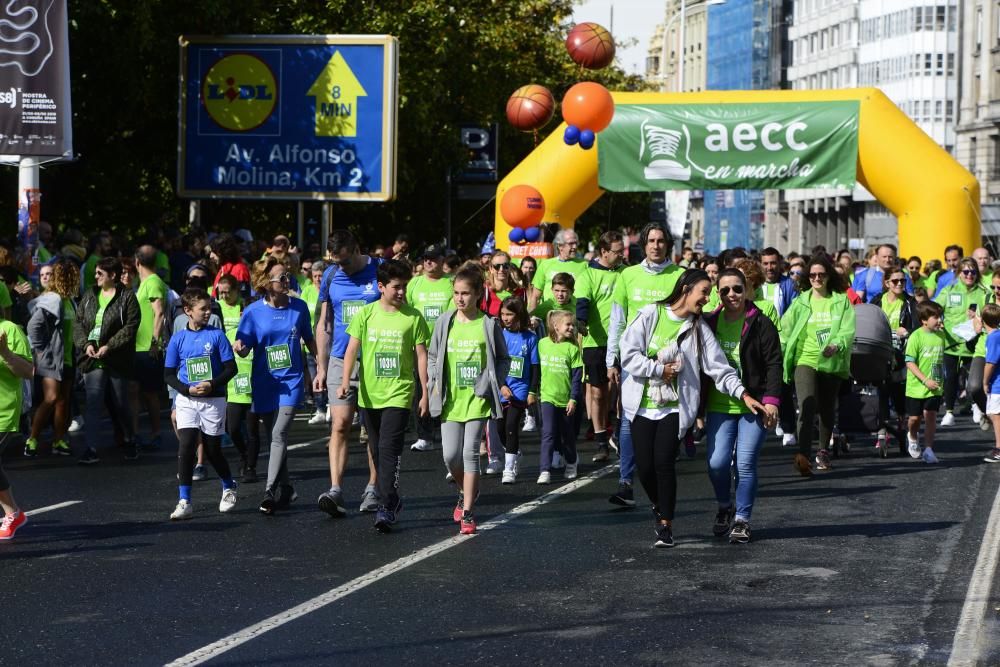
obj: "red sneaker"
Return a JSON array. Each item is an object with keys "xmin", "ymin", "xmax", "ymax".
[
  {"xmin": 460, "ymin": 513, "xmax": 476, "ymax": 535},
  {"xmin": 453, "ymin": 498, "xmax": 463, "ymax": 523},
  {"xmin": 0, "ymin": 511, "xmax": 27, "ymax": 540}
]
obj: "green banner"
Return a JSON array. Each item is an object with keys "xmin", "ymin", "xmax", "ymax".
[{"xmin": 597, "ymin": 101, "xmax": 859, "ymax": 191}]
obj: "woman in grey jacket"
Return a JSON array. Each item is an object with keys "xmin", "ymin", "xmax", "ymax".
[
  {"xmin": 620, "ymin": 269, "xmax": 765, "ymax": 548},
  {"xmin": 25, "ymin": 260, "xmax": 79, "ymax": 458},
  {"xmin": 427, "ymin": 264, "xmax": 511, "ymax": 535}
]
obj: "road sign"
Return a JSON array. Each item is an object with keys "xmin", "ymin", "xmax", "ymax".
[{"xmin": 178, "ymin": 35, "xmax": 398, "ymax": 201}]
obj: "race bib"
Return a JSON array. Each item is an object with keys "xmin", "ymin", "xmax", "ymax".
[
  {"xmin": 233, "ymin": 373, "xmax": 252, "ymax": 395},
  {"xmin": 341, "ymin": 300, "xmax": 365, "ymax": 325},
  {"xmin": 509, "ymin": 355, "xmax": 524, "ymax": 379},
  {"xmin": 423, "ymin": 305, "xmax": 443, "ymax": 322},
  {"xmin": 931, "ymin": 363, "xmax": 943, "ymax": 383},
  {"xmin": 375, "ymin": 352, "xmax": 400, "ymax": 378},
  {"xmin": 816, "ymin": 328, "xmax": 831, "ymax": 347},
  {"xmin": 456, "ymin": 361, "xmax": 480, "ymax": 388},
  {"xmin": 266, "ymin": 344, "xmax": 292, "ymax": 371},
  {"xmin": 88, "ymin": 325, "xmax": 101, "ymax": 342},
  {"xmin": 949, "ymin": 293, "xmax": 962, "ymax": 306},
  {"xmin": 186, "ymin": 355, "xmax": 212, "ymax": 382}
]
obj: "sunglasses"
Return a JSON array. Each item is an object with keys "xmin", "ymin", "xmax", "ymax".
[
  {"xmin": 719, "ymin": 285, "xmax": 745, "ymax": 297},
  {"xmin": 809, "ymin": 272, "xmax": 828, "ymax": 280},
  {"xmin": 790, "ymin": 269, "xmax": 803, "ymax": 276},
  {"xmin": 269, "ymin": 273, "xmax": 292, "ymax": 283},
  {"xmin": 491, "ymin": 263, "xmax": 511, "ymax": 271},
  {"xmin": 962, "ymin": 269, "xmax": 979, "ymax": 276},
  {"xmin": 992, "ymin": 285, "xmax": 1000, "ymax": 291},
  {"xmin": 888, "ymin": 278, "xmax": 905, "ymax": 285}
]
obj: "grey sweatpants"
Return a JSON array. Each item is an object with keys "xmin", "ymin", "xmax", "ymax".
[
  {"xmin": 262, "ymin": 406, "xmax": 296, "ymax": 490},
  {"xmin": 441, "ymin": 419, "xmax": 486, "ymax": 476}
]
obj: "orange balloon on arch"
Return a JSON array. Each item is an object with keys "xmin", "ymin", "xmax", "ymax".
[
  {"xmin": 500, "ymin": 185, "xmax": 545, "ymax": 229},
  {"xmin": 562, "ymin": 82, "xmax": 615, "ymax": 133}
]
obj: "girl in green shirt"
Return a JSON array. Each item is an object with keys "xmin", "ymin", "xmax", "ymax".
[{"xmin": 536, "ymin": 310, "xmax": 583, "ymax": 485}]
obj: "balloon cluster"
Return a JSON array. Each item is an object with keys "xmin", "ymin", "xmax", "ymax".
[{"xmin": 501, "ymin": 22, "xmax": 617, "ymax": 241}]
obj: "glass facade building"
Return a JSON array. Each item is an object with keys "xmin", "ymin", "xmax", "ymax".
[{"xmin": 703, "ymin": 0, "xmax": 773, "ymax": 253}]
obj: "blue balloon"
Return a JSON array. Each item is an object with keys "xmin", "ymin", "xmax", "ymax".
[
  {"xmin": 579, "ymin": 129, "xmax": 595, "ymax": 150},
  {"xmin": 524, "ymin": 226, "xmax": 541, "ymax": 242},
  {"xmin": 563, "ymin": 125, "xmax": 581, "ymax": 145},
  {"xmin": 508, "ymin": 227, "xmax": 526, "ymax": 244}
]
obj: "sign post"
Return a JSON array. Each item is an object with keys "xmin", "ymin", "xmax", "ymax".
[{"xmin": 178, "ymin": 35, "xmax": 398, "ymax": 202}]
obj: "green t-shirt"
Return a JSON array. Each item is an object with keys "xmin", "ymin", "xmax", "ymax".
[
  {"xmin": 881, "ymin": 297, "xmax": 903, "ymax": 330},
  {"xmin": 707, "ymin": 313, "xmax": 750, "ymax": 415},
  {"xmin": 91, "ymin": 291, "xmax": 112, "ymax": 344},
  {"xmin": 219, "ymin": 301, "xmax": 253, "ymax": 404},
  {"xmin": 62, "ymin": 298, "xmax": 75, "ymax": 367},
  {"xmin": 612, "ymin": 263, "xmax": 685, "ymax": 325},
  {"xmin": 532, "ymin": 257, "xmax": 591, "ymax": 303},
  {"xmin": 299, "ymin": 283, "xmax": 320, "ymax": 329},
  {"xmin": 934, "ymin": 283, "xmax": 987, "ymax": 357},
  {"xmin": 346, "ymin": 302, "xmax": 430, "ymax": 410},
  {"xmin": 905, "ymin": 327, "xmax": 945, "ymax": 399},
  {"xmin": 135, "ymin": 273, "xmax": 168, "ymax": 352},
  {"xmin": 532, "ymin": 297, "xmax": 576, "ymax": 324},
  {"xmin": 0, "ymin": 281, "xmax": 11, "ymax": 309},
  {"xmin": 640, "ymin": 307, "xmax": 685, "ymax": 410},
  {"xmin": 83, "ymin": 254, "xmax": 101, "ymax": 291},
  {"xmin": 754, "ymin": 299, "xmax": 780, "ymax": 331},
  {"xmin": 796, "ymin": 293, "xmax": 834, "ymax": 369},
  {"xmin": 538, "ymin": 337, "xmax": 583, "ymax": 407},
  {"xmin": 704, "ymin": 285, "xmax": 720, "ymax": 313},
  {"xmin": 0, "ymin": 320, "xmax": 31, "ymax": 431},
  {"xmin": 155, "ymin": 250, "xmax": 171, "ymax": 284},
  {"xmin": 583, "ymin": 264, "xmax": 622, "ymax": 349},
  {"xmin": 442, "ymin": 315, "xmax": 490, "ymax": 422},
  {"xmin": 406, "ymin": 274, "xmax": 454, "ymax": 326}
]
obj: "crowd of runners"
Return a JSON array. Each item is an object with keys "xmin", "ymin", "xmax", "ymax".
[{"xmin": 1, "ymin": 222, "xmax": 997, "ymax": 547}]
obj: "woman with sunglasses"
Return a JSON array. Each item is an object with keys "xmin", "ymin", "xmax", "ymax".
[
  {"xmin": 780, "ymin": 254, "xmax": 856, "ymax": 475},
  {"xmin": 481, "ymin": 251, "xmax": 525, "ymax": 317},
  {"xmin": 871, "ymin": 267, "xmax": 919, "ymax": 453},
  {"xmin": 933, "ymin": 258, "xmax": 987, "ymax": 426},
  {"xmin": 703, "ymin": 269, "xmax": 781, "ymax": 543},
  {"xmin": 234, "ymin": 258, "xmax": 318, "ymax": 514}
]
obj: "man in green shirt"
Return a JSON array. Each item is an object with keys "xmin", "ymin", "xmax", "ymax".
[
  {"xmin": 605, "ymin": 224, "xmax": 684, "ymax": 507},
  {"xmin": 406, "ymin": 244, "xmax": 452, "ymax": 451},
  {"xmin": 528, "ymin": 227, "xmax": 591, "ymax": 312},
  {"xmin": 133, "ymin": 245, "xmax": 168, "ymax": 449},
  {"xmin": 580, "ymin": 231, "xmax": 624, "ymax": 463}
]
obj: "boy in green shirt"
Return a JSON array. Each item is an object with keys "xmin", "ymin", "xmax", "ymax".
[
  {"xmin": 531, "ymin": 272, "xmax": 579, "ymax": 334},
  {"xmin": 340, "ymin": 260, "xmax": 430, "ymax": 532},
  {"xmin": 904, "ymin": 301, "xmax": 946, "ymax": 463}
]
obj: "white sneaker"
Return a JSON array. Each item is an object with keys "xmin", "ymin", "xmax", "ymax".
[
  {"xmin": 551, "ymin": 451, "xmax": 565, "ymax": 470},
  {"xmin": 68, "ymin": 416, "xmax": 84, "ymax": 433},
  {"xmin": 536, "ymin": 471, "xmax": 551, "ymax": 484},
  {"xmin": 775, "ymin": 425, "xmax": 784, "ymax": 437},
  {"xmin": 445, "ymin": 471, "xmax": 454, "ymax": 483},
  {"xmin": 922, "ymin": 448, "xmax": 940, "ymax": 464},
  {"xmin": 973, "ymin": 404, "xmax": 983, "ymax": 425},
  {"xmin": 352, "ymin": 412, "xmax": 361, "ymax": 426},
  {"xmin": 982, "ymin": 416, "xmax": 993, "ymax": 432},
  {"xmin": 325, "ymin": 409, "xmax": 332, "ymax": 424},
  {"xmin": 565, "ymin": 460, "xmax": 578, "ymax": 480},
  {"xmin": 170, "ymin": 499, "xmax": 193, "ymax": 520},
  {"xmin": 308, "ymin": 410, "xmax": 326, "ymax": 425},
  {"xmin": 782, "ymin": 433, "xmax": 797, "ymax": 447},
  {"xmin": 219, "ymin": 486, "xmax": 238, "ymax": 513},
  {"xmin": 485, "ymin": 458, "xmax": 502, "ymax": 475},
  {"xmin": 522, "ymin": 414, "xmax": 537, "ymax": 432},
  {"xmin": 501, "ymin": 469, "xmax": 516, "ymax": 484},
  {"xmin": 907, "ymin": 434, "xmax": 921, "ymax": 459},
  {"xmin": 410, "ymin": 439, "xmax": 436, "ymax": 452},
  {"xmin": 941, "ymin": 412, "xmax": 955, "ymax": 426}
]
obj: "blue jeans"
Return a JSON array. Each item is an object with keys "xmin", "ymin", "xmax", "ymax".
[
  {"xmin": 618, "ymin": 416, "xmax": 635, "ymax": 484},
  {"xmin": 705, "ymin": 412, "xmax": 766, "ymax": 523}
]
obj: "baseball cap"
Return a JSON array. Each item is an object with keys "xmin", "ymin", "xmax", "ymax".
[{"xmin": 422, "ymin": 244, "xmax": 446, "ymax": 260}]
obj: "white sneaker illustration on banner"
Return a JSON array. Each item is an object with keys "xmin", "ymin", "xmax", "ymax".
[{"xmin": 640, "ymin": 118, "xmax": 692, "ymax": 182}]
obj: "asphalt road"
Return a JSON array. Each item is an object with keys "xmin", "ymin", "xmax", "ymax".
[{"xmin": 3, "ymin": 407, "xmax": 1000, "ymax": 666}]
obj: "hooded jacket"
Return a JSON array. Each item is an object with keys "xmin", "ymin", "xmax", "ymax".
[
  {"xmin": 778, "ymin": 290, "xmax": 856, "ymax": 383},
  {"xmin": 27, "ymin": 292, "xmax": 68, "ymax": 379},
  {"xmin": 703, "ymin": 302, "xmax": 783, "ymax": 408},
  {"xmin": 73, "ymin": 284, "xmax": 141, "ymax": 377}
]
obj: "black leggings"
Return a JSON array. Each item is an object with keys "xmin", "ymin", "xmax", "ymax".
[
  {"xmin": 943, "ymin": 354, "xmax": 970, "ymax": 411},
  {"xmin": 631, "ymin": 413, "xmax": 681, "ymax": 521},
  {"xmin": 495, "ymin": 403, "xmax": 525, "ymax": 455},
  {"xmin": 226, "ymin": 403, "xmax": 261, "ymax": 469},
  {"xmin": 361, "ymin": 407, "xmax": 409, "ymax": 508},
  {"xmin": 967, "ymin": 356, "xmax": 987, "ymax": 413},
  {"xmin": 177, "ymin": 429, "xmax": 231, "ymax": 487}
]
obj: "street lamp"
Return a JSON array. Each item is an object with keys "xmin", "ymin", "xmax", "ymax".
[{"xmin": 662, "ymin": 0, "xmax": 726, "ymax": 92}]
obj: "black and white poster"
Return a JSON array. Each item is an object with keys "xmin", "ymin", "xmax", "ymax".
[{"xmin": 0, "ymin": 0, "xmax": 72, "ymax": 158}]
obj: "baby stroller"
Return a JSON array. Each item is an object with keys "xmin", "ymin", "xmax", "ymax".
[{"xmin": 832, "ymin": 303, "xmax": 895, "ymax": 457}]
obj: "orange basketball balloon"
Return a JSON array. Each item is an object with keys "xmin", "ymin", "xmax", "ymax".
[
  {"xmin": 506, "ymin": 84, "xmax": 555, "ymax": 132},
  {"xmin": 566, "ymin": 22, "xmax": 616, "ymax": 70},
  {"xmin": 562, "ymin": 82, "xmax": 615, "ymax": 133},
  {"xmin": 501, "ymin": 185, "xmax": 545, "ymax": 229}
]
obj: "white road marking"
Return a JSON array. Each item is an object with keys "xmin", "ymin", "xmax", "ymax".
[
  {"xmin": 948, "ymin": 476, "xmax": 1000, "ymax": 666},
  {"xmin": 287, "ymin": 437, "xmax": 329, "ymax": 451},
  {"xmin": 164, "ymin": 464, "xmax": 618, "ymax": 667},
  {"xmin": 25, "ymin": 500, "xmax": 83, "ymax": 516}
]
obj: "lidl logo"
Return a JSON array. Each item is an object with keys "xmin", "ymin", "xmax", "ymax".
[{"xmin": 202, "ymin": 54, "xmax": 278, "ymax": 131}]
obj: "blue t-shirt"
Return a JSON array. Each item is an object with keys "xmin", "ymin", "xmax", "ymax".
[
  {"xmin": 852, "ymin": 267, "xmax": 914, "ymax": 303},
  {"xmin": 164, "ymin": 325, "xmax": 233, "ymax": 386},
  {"xmin": 985, "ymin": 329, "xmax": 1000, "ymax": 394},
  {"xmin": 236, "ymin": 297, "xmax": 314, "ymax": 413},
  {"xmin": 501, "ymin": 329, "xmax": 539, "ymax": 402},
  {"xmin": 319, "ymin": 257, "xmax": 382, "ymax": 359}
]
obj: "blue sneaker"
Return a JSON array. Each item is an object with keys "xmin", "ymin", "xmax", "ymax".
[{"xmin": 374, "ymin": 500, "xmax": 402, "ymax": 533}]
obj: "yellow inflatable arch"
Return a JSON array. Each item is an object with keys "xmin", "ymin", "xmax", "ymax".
[{"xmin": 495, "ymin": 88, "xmax": 979, "ymax": 264}]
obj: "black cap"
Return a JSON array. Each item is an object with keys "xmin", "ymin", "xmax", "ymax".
[{"xmin": 422, "ymin": 244, "xmax": 446, "ymax": 259}]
